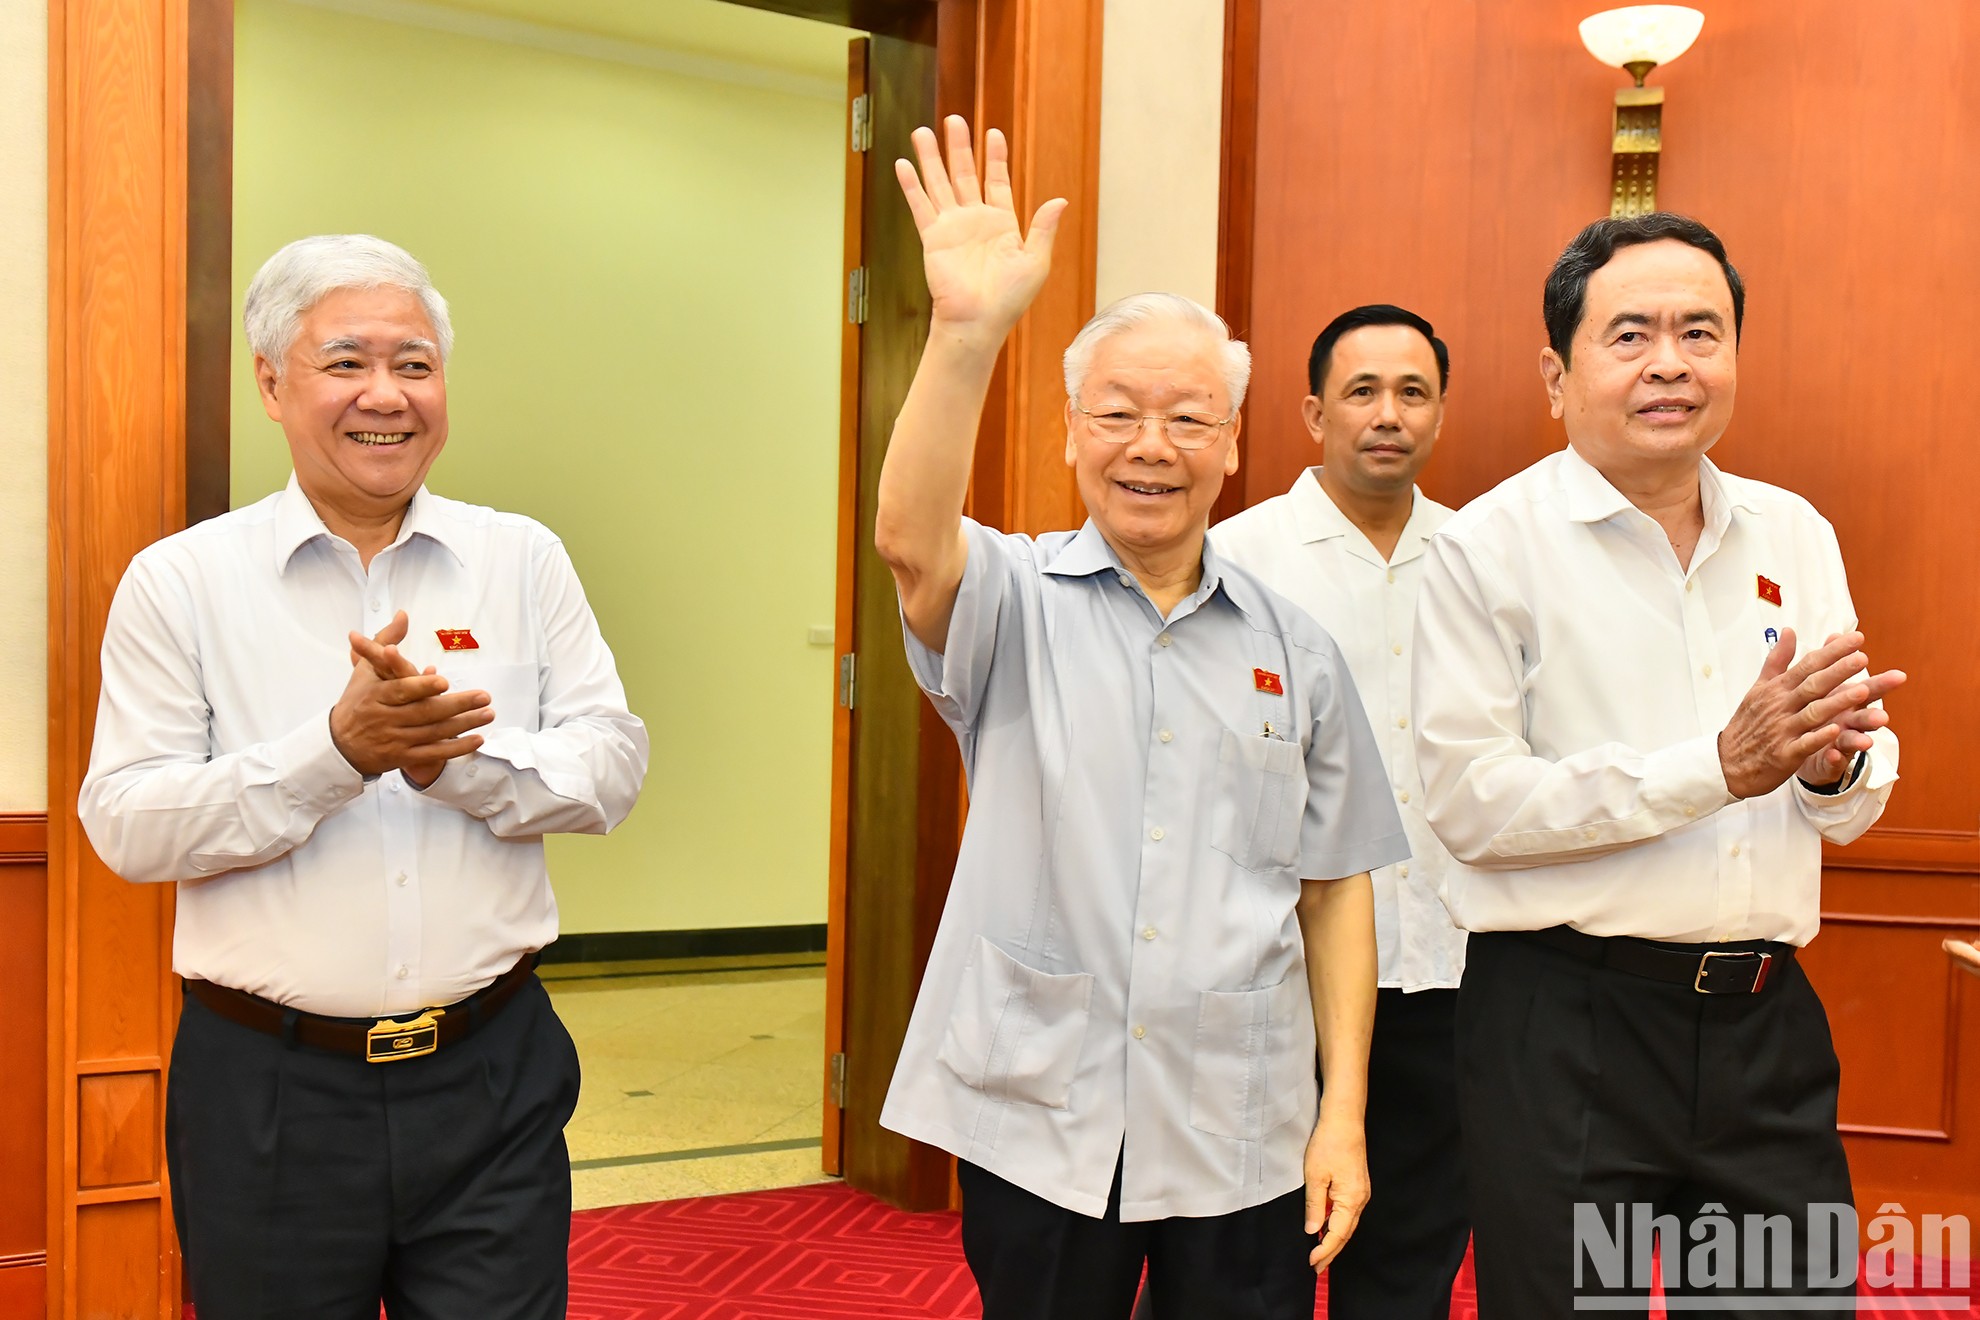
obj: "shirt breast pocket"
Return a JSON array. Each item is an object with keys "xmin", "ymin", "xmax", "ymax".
[
  {"xmin": 441, "ymin": 660, "xmax": 540, "ymax": 733},
  {"xmin": 1210, "ymin": 727, "xmax": 1306, "ymax": 872}
]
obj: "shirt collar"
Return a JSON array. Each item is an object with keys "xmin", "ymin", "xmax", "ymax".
[
  {"xmin": 1044, "ymin": 519, "xmax": 1233, "ymax": 610},
  {"xmin": 272, "ymin": 475, "xmax": 462, "ymax": 574},
  {"xmin": 1290, "ymin": 467, "xmax": 1437, "ymax": 565},
  {"xmin": 1559, "ymin": 445, "xmax": 1761, "ymax": 532}
]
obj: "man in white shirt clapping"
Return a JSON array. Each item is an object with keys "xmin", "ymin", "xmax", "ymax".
[
  {"xmin": 1214, "ymin": 305, "xmax": 1469, "ymax": 1320},
  {"xmin": 1412, "ymin": 214, "xmax": 1903, "ymax": 1317},
  {"xmin": 79, "ymin": 235, "xmax": 648, "ymax": 1320}
]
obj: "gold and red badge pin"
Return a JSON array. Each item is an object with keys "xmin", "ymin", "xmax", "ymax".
[
  {"xmin": 1757, "ymin": 575, "xmax": 1783, "ymax": 607},
  {"xmin": 436, "ymin": 629, "xmax": 479, "ymax": 651},
  {"xmin": 1253, "ymin": 668, "xmax": 1284, "ymax": 695}
]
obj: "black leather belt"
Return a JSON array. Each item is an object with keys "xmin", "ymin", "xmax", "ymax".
[
  {"xmin": 1518, "ymin": 925, "xmax": 1794, "ymax": 995},
  {"xmin": 183, "ymin": 954, "xmax": 538, "ymax": 1062}
]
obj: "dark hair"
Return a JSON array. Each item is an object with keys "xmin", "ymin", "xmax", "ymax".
[
  {"xmin": 1543, "ymin": 213, "xmax": 1744, "ymax": 365},
  {"xmin": 1307, "ymin": 304, "xmax": 1450, "ymax": 397}
]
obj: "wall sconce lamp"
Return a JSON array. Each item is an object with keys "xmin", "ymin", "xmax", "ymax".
[{"xmin": 1579, "ymin": 5, "xmax": 1705, "ymax": 216}]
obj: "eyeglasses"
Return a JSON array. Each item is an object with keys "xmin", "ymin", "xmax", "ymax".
[{"xmin": 1073, "ymin": 401, "xmax": 1237, "ymax": 451}]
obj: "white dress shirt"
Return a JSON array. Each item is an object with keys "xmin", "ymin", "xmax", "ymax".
[
  {"xmin": 1411, "ymin": 446, "xmax": 1896, "ymax": 945},
  {"xmin": 880, "ymin": 520, "xmax": 1407, "ymax": 1222},
  {"xmin": 1215, "ymin": 469, "xmax": 1465, "ymax": 991},
  {"xmin": 79, "ymin": 477, "xmax": 649, "ymax": 1017}
]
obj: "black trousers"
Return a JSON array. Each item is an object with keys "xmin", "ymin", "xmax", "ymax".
[
  {"xmin": 1324, "ymin": 987, "xmax": 1470, "ymax": 1320},
  {"xmin": 960, "ymin": 1153, "xmax": 1316, "ymax": 1320},
  {"xmin": 1458, "ymin": 930, "xmax": 1856, "ymax": 1320},
  {"xmin": 167, "ymin": 976, "xmax": 582, "ymax": 1320}
]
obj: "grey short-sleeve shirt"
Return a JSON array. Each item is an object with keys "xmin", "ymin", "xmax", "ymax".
[{"xmin": 878, "ymin": 518, "xmax": 1406, "ymax": 1222}]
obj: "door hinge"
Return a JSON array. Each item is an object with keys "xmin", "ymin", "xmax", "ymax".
[
  {"xmin": 847, "ymin": 267, "xmax": 868, "ymax": 325},
  {"xmin": 838, "ymin": 652, "xmax": 857, "ymax": 709},
  {"xmin": 850, "ymin": 93, "xmax": 872, "ymax": 152},
  {"xmin": 829, "ymin": 1051, "xmax": 848, "ymax": 1108}
]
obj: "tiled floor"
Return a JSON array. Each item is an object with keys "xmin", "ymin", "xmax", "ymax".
[{"xmin": 542, "ymin": 954, "xmax": 835, "ymax": 1211}]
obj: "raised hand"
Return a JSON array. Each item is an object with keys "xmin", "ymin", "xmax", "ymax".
[
  {"xmin": 1717, "ymin": 628, "xmax": 1905, "ymax": 799},
  {"xmin": 896, "ymin": 116, "xmax": 1067, "ymax": 341}
]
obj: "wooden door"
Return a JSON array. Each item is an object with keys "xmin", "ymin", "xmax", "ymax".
[{"xmin": 832, "ymin": 0, "xmax": 1103, "ymax": 1211}]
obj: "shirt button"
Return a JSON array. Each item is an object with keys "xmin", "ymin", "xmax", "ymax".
[
  {"xmin": 1399, "ymin": 790, "xmax": 1411, "ymax": 803},
  {"xmin": 1702, "ymin": 664, "xmax": 1713, "ymax": 678},
  {"xmin": 1386, "ymin": 571, "xmax": 1396, "ymax": 584},
  {"xmin": 1150, "ymin": 827, "xmax": 1165, "ymax": 841},
  {"xmin": 1392, "ymin": 644, "xmax": 1404, "ymax": 656},
  {"xmin": 1132, "ymin": 1025, "xmax": 1147, "ymax": 1040},
  {"xmin": 1399, "ymin": 864, "xmax": 1410, "ymax": 877},
  {"xmin": 1156, "ymin": 633, "xmax": 1173, "ymax": 648},
  {"xmin": 395, "ymin": 965, "xmax": 409, "ymax": 979},
  {"xmin": 1731, "ymin": 844, "xmax": 1741, "ymax": 858},
  {"xmin": 1685, "ymin": 579, "xmax": 1695, "ymax": 593},
  {"xmin": 1158, "ymin": 729, "xmax": 1174, "ymax": 743},
  {"xmin": 466, "ymin": 764, "xmax": 478, "ymax": 779},
  {"xmin": 1142, "ymin": 927, "xmax": 1157, "ymax": 941},
  {"xmin": 1584, "ymin": 828, "xmax": 1599, "ymax": 841},
  {"xmin": 1396, "ymin": 717, "xmax": 1409, "ymax": 729},
  {"xmin": 389, "ymin": 779, "xmax": 402, "ymax": 794},
  {"xmin": 1684, "ymin": 805, "xmax": 1697, "ymax": 817},
  {"xmin": 394, "ymin": 872, "xmax": 408, "ymax": 887},
  {"xmin": 369, "ymin": 598, "xmax": 381, "ymax": 611}
]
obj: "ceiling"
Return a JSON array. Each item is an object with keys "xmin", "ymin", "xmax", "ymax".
[{"xmin": 417, "ymin": 0, "xmax": 858, "ymax": 82}]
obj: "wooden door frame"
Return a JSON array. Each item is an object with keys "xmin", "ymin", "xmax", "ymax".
[{"xmin": 47, "ymin": 0, "xmax": 231, "ymax": 1314}]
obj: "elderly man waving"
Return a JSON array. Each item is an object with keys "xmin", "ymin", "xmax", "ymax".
[{"xmin": 874, "ymin": 117, "xmax": 1407, "ymax": 1320}]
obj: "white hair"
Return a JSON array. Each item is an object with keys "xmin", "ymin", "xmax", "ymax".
[
  {"xmin": 1062, "ymin": 291, "xmax": 1251, "ymax": 411},
  {"xmin": 243, "ymin": 234, "xmax": 454, "ymax": 375}
]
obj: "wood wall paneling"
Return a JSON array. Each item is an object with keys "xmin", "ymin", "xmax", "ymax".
[
  {"xmin": 0, "ymin": 815, "xmax": 49, "ymax": 1287},
  {"xmin": 1231, "ymin": 0, "xmax": 1980, "ymax": 1228},
  {"xmin": 48, "ymin": 0, "xmax": 228, "ymax": 1310}
]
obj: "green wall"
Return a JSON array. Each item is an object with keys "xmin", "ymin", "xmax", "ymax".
[{"xmin": 232, "ymin": 0, "xmax": 846, "ymax": 932}]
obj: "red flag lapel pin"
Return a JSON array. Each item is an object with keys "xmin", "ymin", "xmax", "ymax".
[
  {"xmin": 1253, "ymin": 668, "xmax": 1284, "ymax": 695},
  {"xmin": 436, "ymin": 628, "xmax": 480, "ymax": 651},
  {"xmin": 1757, "ymin": 575, "xmax": 1783, "ymax": 607}
]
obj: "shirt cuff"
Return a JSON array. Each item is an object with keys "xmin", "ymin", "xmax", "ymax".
[
  {"xmin": 282, "ymin": 711, "xmax": 369, "ymax": 813},
  {"xmin": 1642, "ymin": 733, "xmax": 1737, "ymax": 826},
  {"xmin": 413, "ymin": 752, "xmax": 503, "ymax": 817}
]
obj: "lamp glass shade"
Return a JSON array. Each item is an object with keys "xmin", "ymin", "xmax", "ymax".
[{"xmin": 1578, "ymin": 5, "xmax": 1704, "ymax": 70}]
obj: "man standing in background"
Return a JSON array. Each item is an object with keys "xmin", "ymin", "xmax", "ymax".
[
  {"xmin": 1215, "ymin": 305, "xmax": 1471, "ymax": 1320},
  {"xmin": 80, "ymin": 234, "xmax": 648, "ymax": 1319}
]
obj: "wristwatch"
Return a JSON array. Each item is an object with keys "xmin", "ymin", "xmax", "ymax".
[{"xmin": 1798, "ymin": 749, "xmax": 1869, "ymax": 797}]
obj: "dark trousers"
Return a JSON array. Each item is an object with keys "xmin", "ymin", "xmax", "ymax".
[
  {"xmin": 960, "ymin": 1153, "xmax": 1316, "ymax": 1320},
  {"xmin": 1458, "ymin": 930, "xmax": 1856, "ymax": 1320},
  {"xmin": 1325, "ymin": 987, "xmax": 1470, "ymax": 1320},
  {"xmin": 168, "ymin": 976, "xmax": 582, "ymax": 1320}
]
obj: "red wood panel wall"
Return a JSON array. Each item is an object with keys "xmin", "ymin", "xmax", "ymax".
[
  {"xmin": 1231, "ymin": 0, "xmax": 1980, "ymax": 1222},
  {"xmin": 0, "ymin": 815, "xmax": 49, "ymax": 1309}
]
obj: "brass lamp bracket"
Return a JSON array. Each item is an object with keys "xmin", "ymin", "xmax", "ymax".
[{"xmin": 1609, "ymin": 84, "xmax": 1664, "ymax": 217}]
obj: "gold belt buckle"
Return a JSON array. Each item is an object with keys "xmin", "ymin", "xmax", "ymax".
[{"xmin": 366, "ymin": 1008, "xmax": 444, "ymax": 1063}]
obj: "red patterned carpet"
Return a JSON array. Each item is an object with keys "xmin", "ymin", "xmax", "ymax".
[
  {"xmin": 568, "ymin": 1182, "xmax": 1979, "ymax": 1320},
  {"xmin": 567, "ymin": 1181, "xmax": 1473, "ymax": 1320},
  {"xmin": 179, "ymin": 1181, "xmax": 1976, "ymax": 1317}
]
